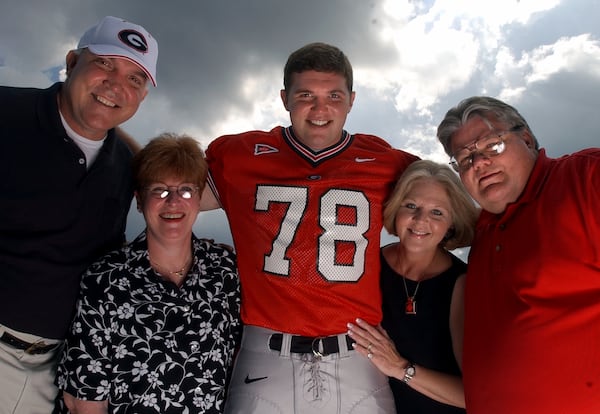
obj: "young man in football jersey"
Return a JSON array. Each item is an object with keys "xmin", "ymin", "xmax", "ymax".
[{"xmin": 203, "ymin": 42, "xmax": 418, "ymax": 414}]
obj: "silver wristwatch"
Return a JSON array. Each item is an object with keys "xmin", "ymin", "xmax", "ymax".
[{"xmin": 403, "ymin": 362, "xmax": 416, "ymax": 384}]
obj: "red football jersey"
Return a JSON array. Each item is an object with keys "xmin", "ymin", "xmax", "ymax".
[{"xmin": 206, "ymin": 126, "xmax": 417, "ymax": 336}]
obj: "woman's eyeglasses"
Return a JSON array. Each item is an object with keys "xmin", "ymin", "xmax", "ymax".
[{"xmin": 145, "ymin": 184, "xmax": 199, "ymax": 200}]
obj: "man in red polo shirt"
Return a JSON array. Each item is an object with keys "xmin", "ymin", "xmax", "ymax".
[{"xmin": 436, "ymin": 96, "xmax": 600, "ymax": 413}]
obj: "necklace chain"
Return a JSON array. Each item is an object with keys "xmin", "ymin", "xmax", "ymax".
[
  {"xmin": 150, "ymin": 256, "xmax": 193, "ymax": 278},
  {"xmin": 402, "ymin": 277, "xmax": 420, "ymax": 297},
  {"xmin": 402, "ymin": 277, "xmax": 420, "ymax": 315}
]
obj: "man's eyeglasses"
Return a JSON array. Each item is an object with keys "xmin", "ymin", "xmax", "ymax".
[
  {"xmin": 449, "ymin": 126, "xmax": 522, "ymax": 173},
  {"xmin": 145, "ymin": 184, "xmax": 199, "ymax": 200}
]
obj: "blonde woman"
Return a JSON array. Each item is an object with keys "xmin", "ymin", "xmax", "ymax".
[{"xmin": 348, "ymin": 160, "xmax": 477, "ymax": 413}]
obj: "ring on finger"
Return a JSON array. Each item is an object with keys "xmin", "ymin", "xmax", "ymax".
[
  {"xmin": 367, "ymin": 342, "xmax": 373, "ymax": 352},
  {"xmin": 367, "ymin": 352, "xmax": 373, "ymax": 359}
]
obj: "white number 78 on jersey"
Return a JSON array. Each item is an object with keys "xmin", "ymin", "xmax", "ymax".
[{"xmin": 255, "ymin": 185, "xmax": 369, "ymax": 282}]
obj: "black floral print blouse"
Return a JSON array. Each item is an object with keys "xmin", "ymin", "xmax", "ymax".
[{"xmin": 56, "ymin": 232, "xmax": 241, "ymax": 413}]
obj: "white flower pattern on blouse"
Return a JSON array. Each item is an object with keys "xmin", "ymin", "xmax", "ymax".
[{"xmin": 56, "ymin": 232, "xmax": 241, "ymax": 413}]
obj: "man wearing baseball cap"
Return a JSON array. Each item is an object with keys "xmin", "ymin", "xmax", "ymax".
[{"xmin": 0, "ymin": 16, "xmax": 158, "ymax": 413}]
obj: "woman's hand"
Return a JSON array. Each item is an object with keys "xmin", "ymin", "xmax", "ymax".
[
  {"xmin": 347, "ymin": 318, "xmax": 406, "ymax": 379},
  {"xmin": 348, "ymin": 317, "xmax": 466, "ymax": 408},
  {"xmin": 63, "ymin": 392, "xmax": 108, "ymax": 414}
]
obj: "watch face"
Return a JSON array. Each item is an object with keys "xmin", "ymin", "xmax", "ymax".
[{"xmin": 406, "ymin": 366, "xmax": 415, "ymax": 376}]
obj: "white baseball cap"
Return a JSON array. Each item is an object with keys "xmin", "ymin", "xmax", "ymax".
[{"xmin": 78, "ymin": 16, "xmax": 158, "ymax": 87}]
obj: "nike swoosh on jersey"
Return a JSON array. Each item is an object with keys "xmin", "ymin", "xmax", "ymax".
[
  {"xmin": 244, "ymin": 374, "xmax": 268, "ymax": 384},
  {"xmin": 354, "ymin": 157, "xmax": 376, "ymax": 162}
]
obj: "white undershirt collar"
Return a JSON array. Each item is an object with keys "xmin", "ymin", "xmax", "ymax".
[{"xmin": 59, "ymin": 111, "xmax": 106, "ymax": 169}]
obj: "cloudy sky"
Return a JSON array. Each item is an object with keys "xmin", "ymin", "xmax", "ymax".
[{"xmin": 2, "ymin": 0, "xmax": 599, "ymax": 248}]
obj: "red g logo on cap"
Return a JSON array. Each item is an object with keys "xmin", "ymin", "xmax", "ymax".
[{"xmin": 118, "ymin": 30, "xmax": 149, "ymax": 53}]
